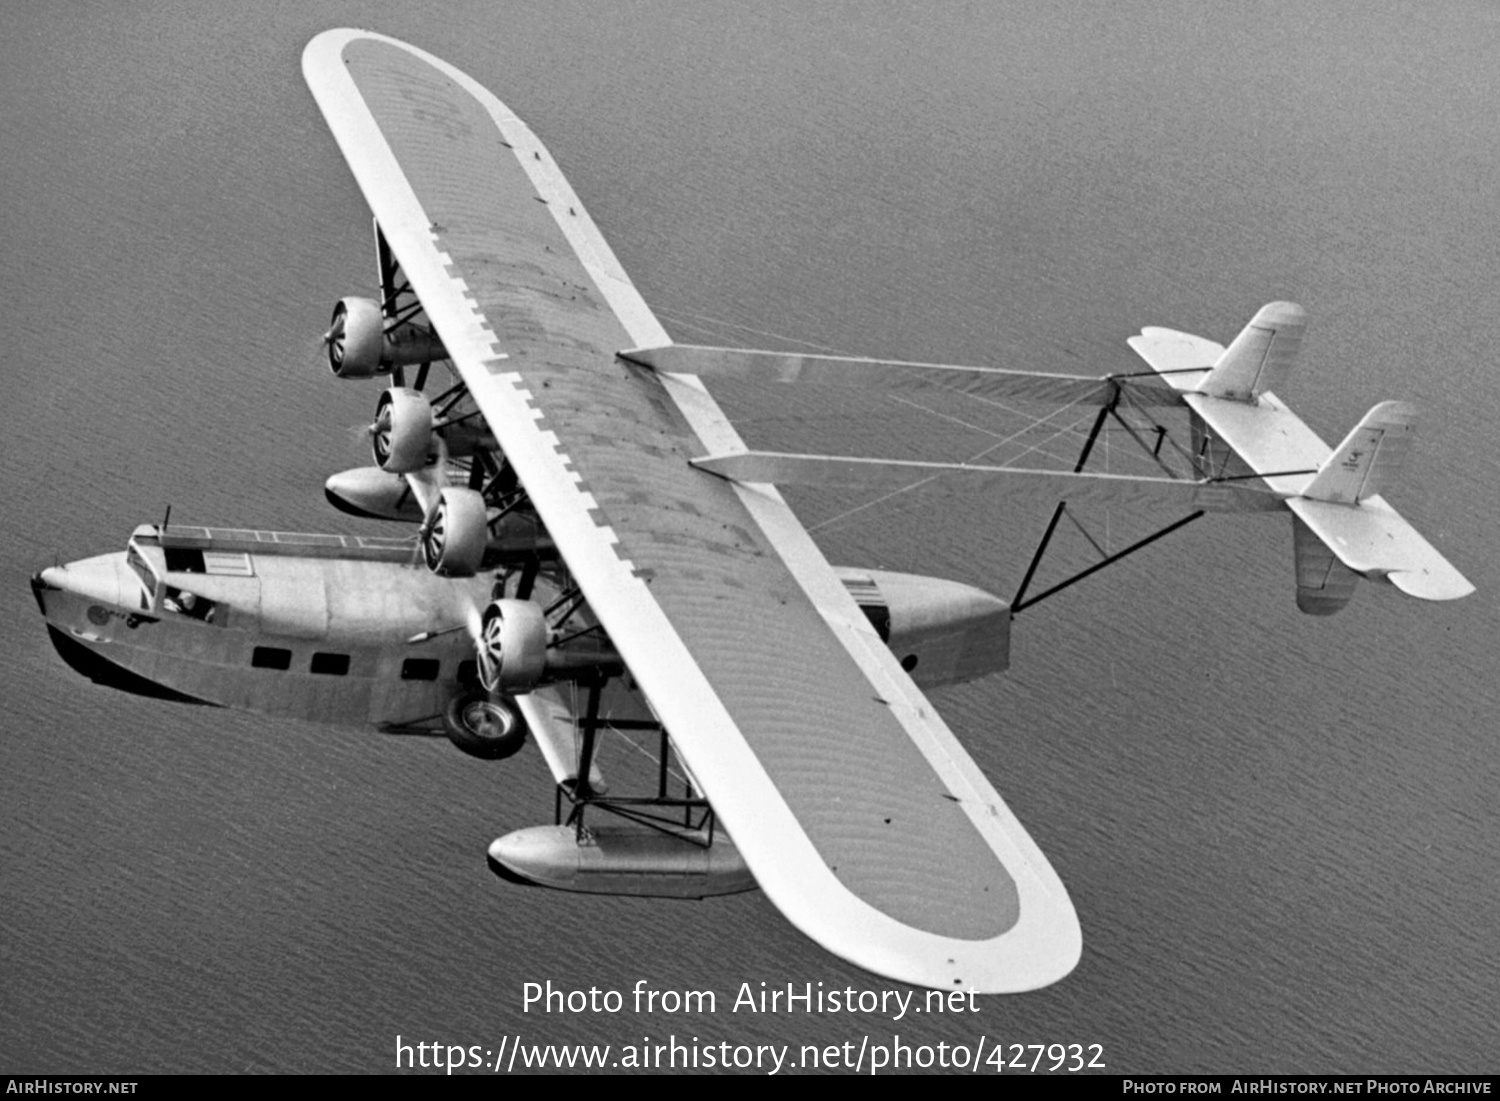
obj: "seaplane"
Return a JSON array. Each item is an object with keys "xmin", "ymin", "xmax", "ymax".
[{"xmin": 29, "ymin": 29, "xmax": 1472, "ymax": 994}]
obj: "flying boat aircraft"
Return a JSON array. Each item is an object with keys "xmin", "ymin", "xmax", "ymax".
[{"xmin": 30, "ymin": 29, "xmax": 1472, "ymax": 994}]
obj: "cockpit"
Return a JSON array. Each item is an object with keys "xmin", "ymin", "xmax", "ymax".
[{"xmin": 124, "ymin": 528, "xmax": 218, "ymax": 622}]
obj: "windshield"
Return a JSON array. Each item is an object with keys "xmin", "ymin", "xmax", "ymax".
[{"xmin": 125, "ymin": 544, "xmax": 160, "ymax": 610}]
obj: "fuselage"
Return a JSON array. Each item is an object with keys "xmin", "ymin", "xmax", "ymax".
[
  {"xmin": 33, "ymin": 523, "xmax": 1010, "ymax": 734},
  {"xmin": 32, "ymin": 524, "xmax": 488, "ymax": 730}
]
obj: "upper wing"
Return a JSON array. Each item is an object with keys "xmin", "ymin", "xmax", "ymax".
[{"xmin": 303, "ymin": 29, "xmax": 1079, "ymax": 991}]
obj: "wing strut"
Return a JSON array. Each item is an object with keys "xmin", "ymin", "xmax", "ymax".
[
  {"xmin": 1010, "ymin": 380, "xmax": 1209, "ymax": 612},
  {"xmin": 1011, "ymin": 507, "xmax": 1204, "ymax": 612},
  {"xmin": 372, "ymin": 218, "xmax": 440, "ymax": 390},
  {"xmin": 554, "ymin": 677, "xmax": 716, "ymax": 842},
  {"xmin": 373, "ymin": 219, "xmax": 409, "ymax": 387},
  {"xmin": 570, "ymin": 676, "xmax": 606, "ymax": 800}
]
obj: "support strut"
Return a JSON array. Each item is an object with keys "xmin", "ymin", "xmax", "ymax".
[
  {"xmin": 572, "ymin": 676, "xmax": 605, "ymax": 804},
  {"xmin": 1012, "ymin": 396, "xmax": 1115, "ymax": 608},
  {"xmin": 1012, "ymin": 510, "xmax": 1204, "ymax": 614},
  {"xmin": 375, "ymin": 219, "xmax": 404, "ymax": 388}
]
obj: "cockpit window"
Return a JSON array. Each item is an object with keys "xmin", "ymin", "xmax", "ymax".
[
  {"xmin": 163, "ymin": 585, "xmax": 216, "ymax": 622},
  {"xmin": 164, "ymin": 547, "xmax": 206, "ymax": 573},
  {"xmin": 126, "ymin": 545, "xmax": 159, "ymax": 609}
]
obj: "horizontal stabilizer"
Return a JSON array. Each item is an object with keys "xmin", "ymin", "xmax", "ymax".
[
  {"xmin": 1126, "ymin": 328, "xmax": 1224, "ymax": 392},
  {"xmin": 622, "ymin": 344, "xmax": 1181, "ymax": 407},
  {"xmin": 1288, "ymin": 497, "xmax": 1474, "ymax": 602},
  {"xmin": 1195, "ymin": 301, "xmax": 1306, "ymax": 402},
  {"xmin": 694, "ymin": 451, "xmax": 1284, "ymax": 513},
  {"xmin": 1301, "ymin": 401, "xmax": 1417, "ymax": 505}
]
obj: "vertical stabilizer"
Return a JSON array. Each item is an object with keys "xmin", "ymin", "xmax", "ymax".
[
  {"xmin": 1301, "ymin": 401, "xmax": 1417, "ymax": 504},
  {"xmin": 1194, "ymin": 301, "xmax": 1306, "ymax": 402},
  {"xmin": 1291, "ymin": 515, "xmax": 1360, "ymax": 615}
]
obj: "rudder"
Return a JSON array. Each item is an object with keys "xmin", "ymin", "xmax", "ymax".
[
  {"xmin": 1291, "ymin": 515, "xmax": 1361, "ymax": 615},
  {"xmin": 1301, "ymin": 401, "xmax": 1417, "ymax": 505},
  {"xmin": 1194, "ymin": 301, "xmax": 1306, "ymax": 403}
]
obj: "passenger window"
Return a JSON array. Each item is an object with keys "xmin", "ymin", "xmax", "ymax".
[
  {"xmin": 401, "ymin": 658, "xmax": 439, "ymax": 681},
  {"xmin": 311, "ymin": 652, "xmax": 350, "ymax": 676},
  {"xmin": 252, "ymin": 647, "xmax": 292, "ymax": 671}
]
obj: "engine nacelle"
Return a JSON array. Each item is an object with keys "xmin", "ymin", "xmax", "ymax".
[
  {"xmin": 372, "ymin": 387, "xmax": 433, "ymax": 473},
  {"xmin": 477, "ymin": 599, "xmax": 548, "ymax": 694},
  {"xmin": 324, "ymin": 296, "xmax": 447, "ymax": 379},
  {"xmin": 323, "ymin": 465, "xmax": 424, "ymax": 522},
  {"xmin": 436, "ymin": 413, "xmax": 498, "ymax": 460},
  {"xmin": 323, "ymin": 467, "xmax": 559, "ymax": 561},
  {"xmin": 421, "ymin": 487, "xmax": 487, "ymax": 577}
]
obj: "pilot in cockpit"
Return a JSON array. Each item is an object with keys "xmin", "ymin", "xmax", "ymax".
[{"xmin": 164, "ymin": 587, "xmax": 214, "ymax": 623}]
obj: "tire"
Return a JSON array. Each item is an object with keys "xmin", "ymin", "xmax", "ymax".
[{"xmin": 443, "ymin": 691, "xmax": 527, "ymax": 760}]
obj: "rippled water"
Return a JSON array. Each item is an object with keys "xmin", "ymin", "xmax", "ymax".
[{"xmin": 3, "ymin": 0, "xmax": 1496, "ymax": 1073}]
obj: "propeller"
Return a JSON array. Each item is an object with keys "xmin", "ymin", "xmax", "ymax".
[
  {"xmin": 405, "ymin": 596, "xmax": 503, "ymax": 695},
  {"xmin": 323, "ymin": 302, "xmax": 348, "ymax": 369},
  {"xmin": 413, "ymin": 487, "xmax": 487, "ymax": 577},
  {"xmin": 476, "ymin": 600, "xmax": 506, "ymax": 693},
  {"xmin": 420, "ymin": 499, "xmax": 448, "ymax": 572},
  {"xmin": 370, "ymin": 400, "xmax": 394, "ymax": 467}
]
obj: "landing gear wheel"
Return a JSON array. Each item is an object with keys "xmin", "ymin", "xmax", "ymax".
[{"xmin": 443, "ymin": 691, "xmax": 527, "ymax": 760}]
